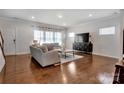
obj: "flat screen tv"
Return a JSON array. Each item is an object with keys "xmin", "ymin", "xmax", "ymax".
[{"xmin": 75, "ymin": 33, "xmax": 89, "ymax": 42}]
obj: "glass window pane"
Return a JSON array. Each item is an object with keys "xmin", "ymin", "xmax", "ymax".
[
  {"xmin": 45, "ymin": 31, "xmax": 54, "ymax": 43},
  {"xmin": 40, "ymin": 31, "xmax": 44, "ymax": 44},
  {"xmin": 34, "ymin": 30, "xmax": 40, "ymax": 43},
  {"xmin": 34, "ymin": 30, "xmax": 62, "ymax": 45},
  {"xmin": 55, "ymin": 32, "xmax": 62, "ymax": 45},
  {"xmin": 99, "ymin": 26, "xmax": 115, "ymax": 35}
]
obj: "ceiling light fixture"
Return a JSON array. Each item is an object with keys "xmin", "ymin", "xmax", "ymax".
[
  {"xmin": 32, "ymin": 16, "xmax": 35, "ymax": 19},
  {"xmin": 88, "ymin": 14, "xmax": 93, "ymax": 17}
]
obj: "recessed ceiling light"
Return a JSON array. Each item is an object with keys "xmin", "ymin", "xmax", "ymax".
[
  {"xmin": 32, "ymin": 16, "xmax": 35, "ymax": 19},
  {"xmin": 58, "ymin": 15, "xmax": 63, "ymax": 18},
  {"xmin": 88, "ymin": 14, "xmax": 93, "ymax": 17}
]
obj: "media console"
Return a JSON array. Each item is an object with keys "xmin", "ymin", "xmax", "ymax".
[
  {"xmin": 73, "ymin": 33, "xmax": 93, "ymax": 54},
  {"xmin": 73, "ymin": 42, "xmax": 93, "ymax": 54}
]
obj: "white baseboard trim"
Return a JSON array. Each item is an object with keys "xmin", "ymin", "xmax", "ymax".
[
  {"xmin": 5, "ymin": 51, "xmax": 119, "ymax": 60},
  {"xmin": 16, "ymin": 52, "xmax": 30, "ymax": 55},
  {"xmin": 5, "ymin": 52, "xmax": 30, "ymax": 56},
  {"xmin": 93, "ymin": 52, "xmax": 119, "ymax": 59}
]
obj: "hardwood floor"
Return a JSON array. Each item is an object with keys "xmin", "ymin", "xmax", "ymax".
[
  {"xmin": 2, "ymin": 54, "xmax": 118, "ymax": 84},
  {"xmin": 0, "ymin": 66, "xmax": 5, "ymax": 83}
]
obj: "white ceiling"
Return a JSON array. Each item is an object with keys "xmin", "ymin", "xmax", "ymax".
[{"xmin": 0, "ymin": 9, "xmax": 120, "ymax": 27}]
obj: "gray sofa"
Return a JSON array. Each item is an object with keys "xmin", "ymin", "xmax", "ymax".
[
  {"xmin": 42, "ymin": 43, "xmax": 61, "ymax": 51},
  {"xmin": 30, "ymin": 45, "xmax": 60, "ymax": 67}
]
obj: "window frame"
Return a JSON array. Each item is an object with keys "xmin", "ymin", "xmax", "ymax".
[
  {"xmin": 99, "ymin": 26, "xmax": 116, "ymax": 35},
  {"xmin": 33, "ymin": 30, "xmax": 62, "ymax": 45}
]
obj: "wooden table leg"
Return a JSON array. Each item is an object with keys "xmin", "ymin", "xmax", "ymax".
[
  {"xmin": 73, "ymin": 51, "xmax": 74, "ymax": 57},
  {"xmin": 65, "ymin": 53, "xmax": 66, "ymax": 59}
]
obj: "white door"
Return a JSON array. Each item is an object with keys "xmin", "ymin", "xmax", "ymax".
[{"xmin": 2, "ymin": 24, "xmax": 16, "ymax": 55}]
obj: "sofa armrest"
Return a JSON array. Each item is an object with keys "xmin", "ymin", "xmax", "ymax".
[{"xmin": 42, "ymin": 50, "xmax": 60, "ymax": 65}]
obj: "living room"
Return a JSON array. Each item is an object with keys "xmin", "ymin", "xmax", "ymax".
[{"xmin": 0, "ymin": 9, "xmax": 124, "ymax": 84}]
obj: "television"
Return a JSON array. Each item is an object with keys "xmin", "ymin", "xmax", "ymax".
[{"xmin": 75, "ymin": 33, "xmax": 89, "ymax": 42}]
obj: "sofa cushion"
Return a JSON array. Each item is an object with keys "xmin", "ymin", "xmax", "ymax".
[
  {"xmin": 42, "ymin": 43, "xmax": 53, "ymax": 51},
  {"xmin": 39, "ymin": 45, "xmax": 48, "ymax": 53},
  {"xmin": 43, "ymin": 43, "xmax": 60, "ymax": 51},
  {"xmin": 47, "ymin": 44, "xmax": 54, "ymax": 51}
]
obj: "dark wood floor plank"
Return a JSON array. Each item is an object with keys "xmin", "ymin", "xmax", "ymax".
[{"xmin": 1, "ymin": 54, "xmax": 118, "ymax": 84}]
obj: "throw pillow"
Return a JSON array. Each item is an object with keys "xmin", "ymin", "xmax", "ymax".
[
  {"xmin": 42, "ymin": 43, "xmax": 54, "ymax": 51},
  {"xmin": 47, "ymin": 44, "xmax": 54, "ymax": 51},
  {"xmin": 39, "ymin": 45, "xmax": 48, "ymax": 53}
]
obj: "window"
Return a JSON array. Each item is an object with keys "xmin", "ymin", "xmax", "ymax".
[
  {"xmin": 33, "ymin": 30, "xmax": 62, "ymax": 45},
  {"xmin": 34, "ymin": 30, "xmax": 41, "ymax": 43},
  {"xmin": 68, "ymin": 33, "xmax": 75, "ymax": 37},
  {"xmin": 34, "ymin": 30, "xmax": 44, "ymax": 44},
  {"xmin": 54, "ymin": 32, "xmax": 62, "ymax": 45},
  {"xmin": 99, "ymin": 26, "xmax": 115, "ymax": 35},
  {"xmin": 45, "ymin": 31, "xmax": 54, "ymax": 43}
]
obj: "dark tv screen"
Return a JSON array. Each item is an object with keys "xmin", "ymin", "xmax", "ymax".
[{"xmin": 75, "ymin": 33, "xmax": 89, "ymax": 42}]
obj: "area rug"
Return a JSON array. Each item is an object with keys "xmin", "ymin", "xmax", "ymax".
[{"xmin": 60, "ymin": 54, "xmax": 83, "ymax": 64}]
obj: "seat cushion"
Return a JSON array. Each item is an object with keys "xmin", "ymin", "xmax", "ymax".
[{"xmin": 39, "ymin": 45, "xmax": 48, "ymax": 53}]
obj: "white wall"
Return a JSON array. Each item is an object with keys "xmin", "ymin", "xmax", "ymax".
[
  {"xmin": 0, "ymin": 17, "xmax": 66, "ymax": 55},
  {"xmin": 66, "ymin": 15, "xmax": 121, "ymax": 59},
  {"xmin": 0, "ymin": 17, "xmax": 34, "ymax": 55}
]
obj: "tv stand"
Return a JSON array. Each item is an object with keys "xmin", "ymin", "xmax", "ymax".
[{"xmin": 73, "ymin": 42, "xmax": 93, "ymax": 54}]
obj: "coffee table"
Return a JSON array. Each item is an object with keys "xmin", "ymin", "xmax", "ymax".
[{"xmin": 56, "ymin": 49, "xmax": 75, "ymax": 59}]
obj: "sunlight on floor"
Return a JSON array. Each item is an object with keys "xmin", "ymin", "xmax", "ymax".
[{"xmin": 68, "ymin": 62, "xmax": 76, "ymax": 76}]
